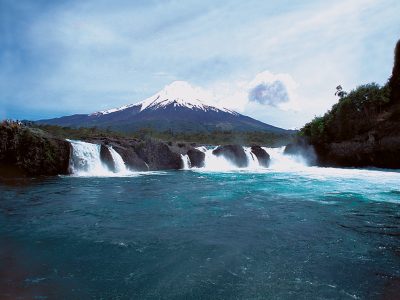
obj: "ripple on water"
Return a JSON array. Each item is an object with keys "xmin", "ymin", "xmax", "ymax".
[{"xmin": 1, "ymin": 169, "xmax": 400, "ymax": 299}]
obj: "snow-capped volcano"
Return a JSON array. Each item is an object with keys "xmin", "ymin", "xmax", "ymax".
[
  {"xmin": 91, "ymin": 81, "xmax": 237, "ymax": 116},
  {"xmin": 39, "ymin": 81, "xmax": 288, "ymax": 134}
]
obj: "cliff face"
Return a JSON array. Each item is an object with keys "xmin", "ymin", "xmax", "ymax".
[
  {"xmin": 296, "ymin": 40, "xmax": 400, "ymax": 169},
  {"xmin": 0, "ymin": 122, "xmax": 71, "ymax": 177},
  {"xmin": 314, "ymin": 118, "xmax": 400, "ymax": 168}
]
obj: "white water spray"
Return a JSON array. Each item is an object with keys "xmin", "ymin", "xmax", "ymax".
[
  {"xmin": 180, "ymin": 154, "xmax": 191, "ymax": 170},
  {"xmin": 67, "ymin": 139, "xmax": 309, "ymax": 176},
  {"xmin": 263, "ymin": 147, "xmax": 308, "ymax": 171},
  {"xmin": 195, "ymin": 146, "xmax": 237, "ymax": 171},
  {"xmin": 244, "ymin": 147, "xmax": 261, "ymax": 170},
  {"xmin": 68, "ymin": 140, "xmax": 112, "ymax": 176},
  {"xmin": 108, "ymin": 146, "xmax": 129, "ymax": 174},
  {"xmin": 192, "ymin": 146, "xmax": 310, "ymax": 172},
  {"xmin": 193, "ymin": 146, "xmax": 264, "ymax": 171},
  {"xmin": 67, "ymin": 140, "xmax": 132, "ymax": 176}
]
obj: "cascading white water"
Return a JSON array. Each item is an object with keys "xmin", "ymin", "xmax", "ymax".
[
  {"xmin": 194, "ymin": 146, "xmax": 263, "ymax": 171},
  {"xmin": 262, "ymin": 146, "xmax": 308, "ymax": 171},
  {"xmin": 191, "ymin": 145, "xmax": 309, "ymax": 172},
  {"xmin": 108, "ymin": 146, "xmax": 129, "ymax": 174},
  {"xmin": 68, "ymin": 140, "xmax": 309, "ymax": 175},
  {"xmin": 196, "ymin": 146, "xmax": 238, "ymax": 171},
  {"xmin": 243, "ymin": 147, "xmax": 261, "ymax": 170},
  {"xmin": 67, "ymin": 140, "xmax": 132, "ymax": 176},
  {"xmin": 68, "ymin": 140, "xmax": 112, "ymax": 176},
  {"xmin": 180, "ymin": 154, "xmax": 191, "ymax": 170},
  {"xmin": 196, "ymin": 146, "xmax": 208, "ymax": 153}
]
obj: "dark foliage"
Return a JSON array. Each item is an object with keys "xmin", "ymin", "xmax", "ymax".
[
  {"xmin": 300, "ymin": 83, "xmax": 391, "ymax": 143},
  {"xmin": 30, "ymin": 123, "xmax": 127, "ymax": 140},
  {"xmin": 389, "ymin": 39, "xmax": 400, "ymax": 105},
  {"xmin": 0, "ymin": 121, "xmax": 70, "ymax": 176},
  {"xmin": 297, "ymin": 39, "xmax": 400, "ymax": 169},
  {"xmin": 31, "ymin": 123, "xmax": 294, "ymax": 147},
  {"xmin": 133, "ymin": 128, "xmax": 294, "ymax": 147}
]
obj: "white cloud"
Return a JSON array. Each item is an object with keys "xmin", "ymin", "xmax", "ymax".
[
  {"xmin": 2, "ymin": 0, "xmax": 399, "ymax": 129},
  {"xmin": 202, "ymin": 71, "xmax": 300, "ymax": 115}
]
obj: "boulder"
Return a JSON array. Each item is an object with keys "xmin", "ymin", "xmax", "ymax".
[
  {"xmin": 85, "ymin": 137, "xmax": 184, "ymax": 170},
  {"xmin": 212, "ymin": 145, "xmax": 248, "ymax": 168},
  {"xmin": 112, "ymin": 145, "xmax": 149, "ymax": 171},
  {"xmin": 319, "ymin": 135, "xmax": 400, "ymax": 169},
  {"xmin": 284, "ymin": 138, "xmax": 317, "ymax": 165},
  {"xmin": 187, "ymin": 149, "xmax": 205, "ymax": 168},
  {"xmin": 134, "ymin": 139, "xmax": 183, "ymax": 170},
  {"xmin": 250, "ymin": 146, "xmax": 270, "ymax": 167},
  {"xmin": 100, "ymin": 145, "xmax": 115, "ymax": 172}
]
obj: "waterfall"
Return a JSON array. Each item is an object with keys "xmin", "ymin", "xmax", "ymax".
[
  {"xmin": 196, "ymin": 146, "xmax": 232, "ymax": 170},
  {"xmin": 262, "ymin": 146, "xmax": 308, "ymax": 171},
  {"xmin": 196, "ymin": 146, "xmax": 253, "ymax": 171},
  {"xmin": 196, "ymin": 146, "xmax": 208, "ymax": 153},
  {"xmin": 193, "ymin": 146, "xmax": 308, "ymax": 171},
  {"xmin": 180, "ymin": 154, "xmax": 191, "ymax": 170},
  {"xmin": 243, "ymin": 147, "xmax": 260, "ymax": 169},
  {"xmin": 67, "ymin": 140, "xmax": 132, "ymax": 176},
  {"xmin": 68, "ymin": 140, "xmax": 112, "ymax": 176},
  {"xmin": 67, "ymin": 140, "xmax": 309, "ymax": 175},
  {"xmin": 108, "ymin": 146, "xmax": 129, "ymax": 173}
]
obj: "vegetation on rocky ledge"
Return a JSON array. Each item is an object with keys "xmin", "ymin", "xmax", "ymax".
[
  {"xmin": 301, "ymin": 39, "xmax": 399, "ymax": 145},
  {"xmin": 31, "ymin": 123, "xmax": 293, "ymax": 147},
  {"xmin": 300, "ymin": 83, "xmax": 392, "ymax": 144},
  {"xmin": 0, "ymin": 121, "xmax": 70, "ymax": 176},
  {"xmin": 296, "ymin": 39, "xmax": 400, "ymax": 168}
]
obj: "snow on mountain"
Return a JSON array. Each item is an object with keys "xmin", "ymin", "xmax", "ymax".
[
  {"xmin": 90, "ymin": 81, "xmax": 238, "ymax": 116},
  {"xmin": 39, "ymin": 80, "xmax": 289, "ymax": 133},
  {"xmin": 90, "ymin": 104, "xmax": 137, "ymax": 116}
]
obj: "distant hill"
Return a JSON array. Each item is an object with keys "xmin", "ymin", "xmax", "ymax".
[{"xmin": 38, "ymin": 81, "xmax": 291, "ymax": 134}]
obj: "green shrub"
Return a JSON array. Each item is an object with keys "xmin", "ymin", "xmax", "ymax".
[{"xmin": 300, "ymin": 83, "xmax": 391, "ymax": 143}]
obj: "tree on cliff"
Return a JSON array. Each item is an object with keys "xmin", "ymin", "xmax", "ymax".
[
  {"xmin": 335, "ymin": 85, "xmax": 347, "ymax": 99},
  {"xmin": 389, "ymin": 39, "xmax": 400, "ymax": 104},
  {"xmin": 301, "ymin": 39, "xmax": 399, "ymax": 144}
]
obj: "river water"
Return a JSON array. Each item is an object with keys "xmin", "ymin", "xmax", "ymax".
[{"xmin": 0, "ymin": 145, "xmax": 399, "ymax": 299}]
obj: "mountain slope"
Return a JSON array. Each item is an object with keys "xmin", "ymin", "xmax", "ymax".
[{"xmin": 39, "ymin": 81, "xmax": 289, "ymax": 134}]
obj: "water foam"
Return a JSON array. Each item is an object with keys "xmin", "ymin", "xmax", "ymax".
[
  {"xmin": 67, "ymin": 140, "xmax": 133, "ymax": 177},
  {"xmin": 193, "ymin": 146, "xmax": 264, "ymax": 171},
  {"xmin": 263, "ymin": 146, "xmax": 308, "ymax": 171},
  {"xmin": 108, "ymin": 146, "xmax": 130, "ymax": 174},
  {"xmin": 180, "ymin": 154, "xmax": 191, "ymax": 170},
  {"xmin": 67, "ymin": 140, "xmax": 400, "ymax": 183}
]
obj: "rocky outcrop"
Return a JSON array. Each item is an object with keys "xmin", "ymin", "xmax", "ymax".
[
  {"xmin": 0, "ymin": 122, "xmax": 70, "ymax": 177},
  {"xmin": 165, "ymin": 142, "xmax": 205, "ymax": 168},
  {"xmin": 1, "ymin": 122, "xmax": 275, "ymax": 176},
  {"xmin": 250, "ymin": 146, "xmax": 270, "ymax": 167},
  {"xmin": 100, "ymin": 145, "xmax": 115, "ymax": 172},
  {"xmin": 85, "ymin": 137, "xmax": 182, "ymax": 171},
  {"xmin": 284, "ymin": 138, "xmax": 317, "ymax": 166},
  {"xmin": 286, "ymin": 128, "xmax": 400, "ymax": 169},
  {"xmin": 187, "ymin": 149, "xmax": 205, "ymax": 168},
  {"xmin": 134, "ymin": 139, "xmax": 182, "ymax": 170},
  {"xmin": 315, "ymin": 122, "xmax": 400, "ymax": 168},
  {"xmin": 113, "ymin": 145, "xmax": 149, "ymax": 171},
  {"xmin": 212, "ymin": 145, "xmax": 248, "ymax": 168}
]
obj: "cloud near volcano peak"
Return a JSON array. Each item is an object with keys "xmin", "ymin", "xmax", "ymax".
[{"xmin": 248, "ymin": 80, "xmax": 290, "ymax": 107}]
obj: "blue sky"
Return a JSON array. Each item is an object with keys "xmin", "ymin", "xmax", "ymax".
[{"xmin": 1, "ymin": 0, "xmax": 399, "ymax": 128}]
